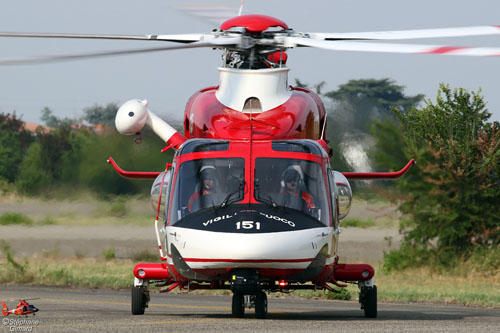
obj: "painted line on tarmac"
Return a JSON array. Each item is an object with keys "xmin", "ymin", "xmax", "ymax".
[
  {"xmin": 35, "ymin": 319, "xmax": 216, "ymax": 329},
  {"xmin": 39, "ymin": 298, "xmax": 303, "ymax": 313},
  {"xmin": 40, "ymin": 298, "xmax": 229, "ymax": 310}
]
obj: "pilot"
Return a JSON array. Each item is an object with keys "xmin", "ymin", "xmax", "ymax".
[
  {"xmin": 280, "ymin": 166, "xmax": 316, "ymax": 213},
  {"xmin": 188, "ymin": 165, "xmax": 219, "ymax": 211}
]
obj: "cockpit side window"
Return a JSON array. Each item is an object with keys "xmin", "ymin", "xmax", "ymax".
[
  {"xmin": 327, "ymin": 164, "xmax": 338, "ymax": 227},
  {"xmin": 169, "ymin": 158, "xmax": 245, "ymax": 224},
  {"xmin": 150, "ymin": 169, "xmax": 173, "ymax": 225}
]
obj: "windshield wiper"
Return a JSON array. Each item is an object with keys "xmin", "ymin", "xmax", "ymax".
[
  {"xmin": 254, "ymin": 180, "xmax": 277, "ymax": 208},
  {"xmin": 219, "ymin": 180, "xmax": 245, "ymax": 209}
]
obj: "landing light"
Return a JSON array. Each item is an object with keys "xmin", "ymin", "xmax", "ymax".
[
  {"xmin": 138, "ymin": 269, "xmax": 146, "ymax": 277},
  {"xmin": 362, "ymin": 270, "xmax": 369, "ymax": 278},
  {"xmin": 279, "ymin": 280, "xmax": 287, "ymax": 287}
]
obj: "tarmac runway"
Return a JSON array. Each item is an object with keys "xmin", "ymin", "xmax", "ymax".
[{"xmin": 1, "ymin": 286, "xmax": 499, "ymax": 332}]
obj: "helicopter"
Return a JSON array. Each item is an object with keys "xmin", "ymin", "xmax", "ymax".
[
  {"xmin": 1, "ymin": 13, "xmax": 499, "ymax": 319},
  {"xmin": 2, "ymin": 299, "xmax": 39, "ymax": 316}
]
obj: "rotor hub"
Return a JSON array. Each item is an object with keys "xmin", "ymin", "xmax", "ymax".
[
  {"xmin": 220, "ymin": 15, "xmax": 288, "ymax": 33},
  {"xmin": 217, "ymin": 15, "xmax": 292, "ymax": 69}
]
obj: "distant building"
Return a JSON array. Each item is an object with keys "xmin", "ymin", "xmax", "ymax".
[
  {"xmin": 22, "ymin": 121, "xmax": 112, "ymax": 135},
  {"xmin": 91, "ymin": 123, "xmax": 113, "ymax": 135},
  {"xmin": 74, "ymin": 123, "xmax": 113, "ymax": 135},
  {"xmin": 22, "ymin": 121, "xmax": 54, "ymax": 134}
]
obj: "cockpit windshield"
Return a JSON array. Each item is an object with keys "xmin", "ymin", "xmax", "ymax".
[
  {"xmin": 254, "ymin": 158, "xmax": 329, "ymax": 226},
  {"xmin": 169, "ymin": 158, "xmax": 245, "ymax": 224}
]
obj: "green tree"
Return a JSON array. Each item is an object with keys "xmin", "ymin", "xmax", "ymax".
[
  {"xmin": 78, "ymin": 129, "xmax": 172, "ymax": 195},
  {"xmin": 40, "ymin": 107, "xmax": 59, "ymax": 127},
  {"xmin": 16, "ymin": 142, "xmax": 51, "ymax": 194},
  {"xmin": 40, "ymin": 107, "xmax": 76, "ymax": 127},
  {"xmin": 59, "ymin": 127, "xmax": 94, "ymax": 185},
  {"xmin": 369, "ymin": 120, "xmax": 407, "ymax": 173},
  {"xmin": 325, "ymin": 79, "xmax": 422, "ymax": 172},
  {"xmin": 291, "ymin": 78, "xmax": 423, "ymax": 173},
  {"xmin": 37, "ymin": 125, "xmax": 73, "ymax": 181},
  {"xmin": 294, "ymin": 79, "xmax": 326, "ymax": 94},
  {"xmin": 0, "ymin": 113, "xmax": 33, "ymax": 183},
  {"xmin": 16, "ymin": 124, "xmax": 92, "ymax": 194},
  {"xmin": 293, "ymin": 79, "xmax": 350, "ymax": 171},
  {"xmin": 325, "ymin": 78, "xmax": 424, "ymax": 132},
  {"xmin": 16, "ymin": 101, "xmax": 173, "ymax": 196},
  {"xmin": 384, "ymin": 84, "xmax": 500, "ymax": 269},
  {"xmin": 84, "ymin": 103, "xmax": 118, "ymax": 125}
]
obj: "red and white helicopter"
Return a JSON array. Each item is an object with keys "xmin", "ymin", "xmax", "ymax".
[{"xmin": 1, "ymin": 13, "xmax": 499, "ymax": 319}]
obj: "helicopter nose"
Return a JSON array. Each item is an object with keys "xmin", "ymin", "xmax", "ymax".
[{"xmin": 170, "ymin": 227, "xmax": 331, "ymax": 271}]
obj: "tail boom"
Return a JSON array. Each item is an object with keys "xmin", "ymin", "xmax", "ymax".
[{"xmin": 2, "ymin": 301, "xmax": 9, "ymax": 316}]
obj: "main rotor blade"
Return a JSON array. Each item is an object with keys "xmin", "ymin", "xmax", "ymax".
[
  {"xmin": 285, "ymin": 37, "xmax": 500, "ymax": 57},
  {"xmin": 174, "ymin": 3, "xmax": 240, "ymax": 26},
  {"xmin": 307, "ymin": 25, "xmax": 500, "ymax": 41},
  {"xmin": 0, "ymin": 32, "xmax": 206, "ymax": 43},
  {"xmin": 0, "ymin": 37, "xmax": 240, "ymax": 65}
]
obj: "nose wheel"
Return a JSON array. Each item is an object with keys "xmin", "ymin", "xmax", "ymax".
[{"xmin": 231, "ymin": 291, "xmax": 268, "ymax": 319}]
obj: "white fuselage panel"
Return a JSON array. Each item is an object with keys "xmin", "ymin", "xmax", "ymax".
[
  {"xmin": 167, "ymin": 226, "xmax": 333, "ymax": 270},
  {"xmin": 215, "ymin": 67, "xmax": 292, "ymax": 112}
]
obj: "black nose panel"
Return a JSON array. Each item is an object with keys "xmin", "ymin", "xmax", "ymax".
[{"xmin": 173, "ymin": 204, "xmax": 324, "ymax": 233}]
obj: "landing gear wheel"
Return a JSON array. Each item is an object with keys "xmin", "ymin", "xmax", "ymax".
[
  {"xmin": 255, "ymin": 291, "xmax": 267, "ymax": 319},
  {"xmin": 232, "ymin": 292, "xmax": 245, "ymax": 318},
  {"xmin": 131, "ymin": 286, "xmax": 149, "ymax": 315},
  {"xmin": 362, "ymin": 285, "xmax": 377, "ymax": 318}
]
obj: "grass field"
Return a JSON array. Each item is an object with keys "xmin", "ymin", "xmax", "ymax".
[
  {"xmin": 375, "ymin": 267, "xmax": 500, "ymax": 308},
  {"xmin": 0, "ymin": 194, "xmax": 154, "ymax": 226}
]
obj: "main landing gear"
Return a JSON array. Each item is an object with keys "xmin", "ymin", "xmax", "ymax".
[
  {"xmin": 359, "ymin": 279, "xmax": 377, "ymax": 318},
  {"xmin": 230, "ymin": 269, "xmax": 268, "ymax": 319}
]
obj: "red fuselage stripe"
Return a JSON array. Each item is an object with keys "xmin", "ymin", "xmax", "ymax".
[{"xmin": 183, "ymin": 258, "xmax": 314, "ymax": 263}]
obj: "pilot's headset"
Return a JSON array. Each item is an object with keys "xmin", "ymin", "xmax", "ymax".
[{"xmin": 280, "ymin": 165, "xmax": 304, "ymax": 188}]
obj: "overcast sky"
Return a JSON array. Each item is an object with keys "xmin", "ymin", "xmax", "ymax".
[{"xmin": 1, "ymin": 0, "xmax": 499, "ymax": 124}]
